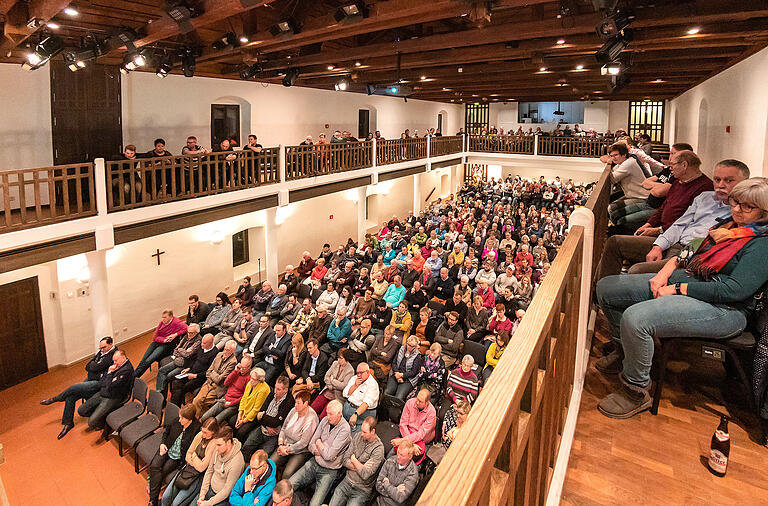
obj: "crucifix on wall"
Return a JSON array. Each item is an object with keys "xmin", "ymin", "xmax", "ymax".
[{"xmin": 151, "ymin": 248, "xmax": 165, "ymax": 265}]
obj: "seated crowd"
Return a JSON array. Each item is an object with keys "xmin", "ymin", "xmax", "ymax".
[
  {"xmin": 591, "ymin": 138, "xmax": 768, "ymax": 420},
  {"xmin": 40, "ymin": 175, "xmax": 590, "ymax": 505}
]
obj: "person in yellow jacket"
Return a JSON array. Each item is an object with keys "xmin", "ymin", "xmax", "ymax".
[
  {"xmin": 390, "ymin": 300, "xmax": 413, "ymax": 344},
  {"xmin": 232, "ymin": 367, "xmax": 270, "ymax": 440},
  {"xmin": 483, "ymin": 330, "xmax": 510, "ymax": 384}
]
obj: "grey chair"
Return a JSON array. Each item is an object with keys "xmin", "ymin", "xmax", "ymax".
[
  {"xmin": 377, "ymin": 421, "xmax": 400, "ymax": 457},
  {"xmin": 118, "ymin": 389, "xmax": 164, "ymax": 456},
  {"xmin": 135, "ymin": 402, "xmax": 180, "ymax": 474},
  {"xmin": 105, "ymin": 378, "xmax": 148, "ymax": 439},
  {"xmin": 462, "ymin": 339, "xmax": 486, "ymax": 370}
]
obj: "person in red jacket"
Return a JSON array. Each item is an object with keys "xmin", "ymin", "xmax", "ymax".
[{"xmin": 135, "ymin": 309, "xmax": 188, "ymax": 377}]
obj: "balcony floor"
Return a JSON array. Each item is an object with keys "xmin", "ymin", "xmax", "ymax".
[{"xmin": 562, "ymin": 315, "xmax": 768, "ymax": 505}]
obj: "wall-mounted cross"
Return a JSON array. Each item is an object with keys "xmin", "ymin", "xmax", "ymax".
[{"xmin": 152, "ymin": 249, "xmax": 165, "ymax": 266}]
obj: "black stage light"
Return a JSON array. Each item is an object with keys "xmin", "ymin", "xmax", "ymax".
[
  {"xmin": 270, "ymin": 19, "xmax": 300, "ymax": 37},
  {"xmin": 595, "ymin": 8, "xmax": 635, "ymax": 40},
  {"xmin": 156, "ymin": 61, "xmax": 172, "ymax": 78},
  {"xmin": 212, "ymin": 32, "xmax": 239, "ymax": 51},
  {"xmin": 23, "ymin": 36, "xmax": 64, "ymax": 70},
  {"xmin": 181, "ymin": 47, "xmax": 198, "ymax": 77},
  {"xmin": 595, "ymin": 29, "xmax": 633, "ymax": 64},
  {"xmin": 333, "ymin": 1, "xmax": 369, "ymax": 22},
  {"xmin": 282, "ymin": 68, "xmax": 300, "ymax": 87}
]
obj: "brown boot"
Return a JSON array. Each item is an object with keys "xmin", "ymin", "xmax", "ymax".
[
  {"xmin": 597, "ymin": 375, "xmax": 651, "ymax": 419},
  {"xmin": 595, "ymin": 347, "xmax": 623, "ymax": 375}
]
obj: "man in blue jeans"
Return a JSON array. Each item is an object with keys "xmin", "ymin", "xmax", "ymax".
[
  {"xmin": 78, "ymin": 349, "xmax": 135, "ymax": 432},
  {"xmin": 289, "ymin": 400, "xmax": 351, "ymax": 506},
  {"xmin": 40, "ymin": 336, "xmax": 116, "ymax": 439}
]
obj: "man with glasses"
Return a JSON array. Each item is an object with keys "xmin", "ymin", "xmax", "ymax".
[
  {"xmin": 40, "ymin": 336, "xmax": 117, "ymax": 439},
  {"xmin": 595, "ymin": 159, "xmax": 750, "ymax": 282},
  {"xmin": 229, "ymin": 450, "xmax": 277, "ymax": 506}
]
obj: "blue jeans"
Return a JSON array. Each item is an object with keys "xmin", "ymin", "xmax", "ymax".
[
  {"xmin": 385, "ymin": 376, "xmax": 414, "ymax": 400},
  {"xmin": 78, "ymin": 393, "xmax": 123, "ymax": 430},
  {"xmin": 156, "ymin": 362, "xmax": 183, "ymax": 395},
  {"xmin": 53, "ymin": 380, "xmax": 100, "ymax": 425},
  {"xmin": 342, "ymin": 402, "xmax": 376, "ymax": 433},
  {"xmin": 135, "ymin": 341, "xmax": 173, "ymax": 378},
  {"xmin": 597, "ymin": 274, "xmax": 747, "ymax": 387},
  {"xmin": 328, "ymin": 478, "xmax": 370, "ymax": 506},
  {"xmin": 161, "ymin": 472, "xmax": 201, "ymax": 506},
  {"xmin": 289, "ymin": 458, "xmax": 340, "ymax": 506}
]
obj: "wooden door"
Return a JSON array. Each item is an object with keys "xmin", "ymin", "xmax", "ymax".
[
  {"xmin": 358, "ymin": 109, "xmax": 370, "ymax": 139},
  {"xmin": 50, "ymin": 61, "xmax": 123, "ymax": 164},
  {"xmin": 0, "ymin": 277, "xmax": 47, "ymax": 390},
  {"xmin": 211, "ymin": 104, "xmax": 240, "ymax": 149}
]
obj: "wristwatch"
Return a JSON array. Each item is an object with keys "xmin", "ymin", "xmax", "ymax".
[{"xmin": 675, "ymin": 282, "xmax": 682, "ymax": 295}]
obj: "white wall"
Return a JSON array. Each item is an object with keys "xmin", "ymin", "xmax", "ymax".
[
  {"xmin": 121, "ymin": 72, "xmax": 463, "ymax": 152},
  {"xmin": 0, "ymin": 63, "xmax": 53, "ymax": 169},
  {"xmin": 489, "ymin": 100, "xmax": 628, "ymax": 135},
  {"xmin": 670, "ymin": 46, "xmax": 768, "ymax": 176}
]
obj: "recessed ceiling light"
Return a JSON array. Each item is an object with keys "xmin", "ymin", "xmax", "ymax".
[
  {"xmin": 239, "ymin": 36, "xmax": 249, "ymax": 43},
  {"xmin": 556, "ymin": 39, "xmax": 566, "ymax": 44},
  {"xmin": 653, "ymin": 78, "xmax": 664, "ymax": 83},
  {"xmin": 354, "ymin": 61, "xmax": 361, "ymax": 67},
  {"xmin": 327, "ymin": 65, "xmax": 335, "ymax": 70},
  {"xmin": 539, "ymin": 67, "xmax": 547, "ymax": 72},
  {"xmin": 63, "ymin": 6, "xmax": 78, "ymax": 16},
  {"xmin": 46, "ymin": 22, "xmax": 60, "ymax": 29},
  {"xmin": 576, "ymin": 64, "xmax": 584, "ymax": 70},
  {"xmin": 687, "ymin": 27, "xmax": 701, "ymax": 35},
  {"xmin": 420, "ymin": 76, "xmax": 427, "ymax": 80}
]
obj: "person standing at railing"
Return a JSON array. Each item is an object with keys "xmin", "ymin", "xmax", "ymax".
[
  {"xmin": 110, "ymin": 144, "xmax": 143, "ymax": 206},
  {"xmin": 214, "ymin": 139, "xmax": 237, "ymax": 189}
]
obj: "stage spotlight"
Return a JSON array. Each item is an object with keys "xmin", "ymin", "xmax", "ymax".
[
  {"xmin": 270, "ymin": 19, "xmax": 300, "ymax": 37},
  {"xmin": 595, "ymin": 30, "xmax": 633, "ymax": 64},
  {"xmin": 181, "ymin": 47, "xmax": 198, "ymax": 77},
  {"xmin": 334, "ymin": 78, "xmax": 350, "ymax": 91},
  {"xmin": 239, "ymin": 63, "xmax": 261, "ymax": 80},
  {"xmin": 167, "ymin": 2, "xmax": 201, "ymax": 22},
  {"xmin": 23, "ymin": 36, "xmax": 64, "ymax": 70},
  {"xmin": 595, "ymin": 8, "xmax": 635, "ymax": 39},
  {"xmin": 600, "ymin": 61, "xmax": 622, "ymax": 76},
  {"xmin": 156, "ymin": 62, "xmax": 172, "ymax": 78},
  {"xmin": 212, "ymin": 32, "xmax": 239, "ymax": 51},
  {"xmin": 282, "ymin": 68, "xmax": 300, "ymax": 87},
  {"xmin": 334, "ymin": 1, "xmax": 368, "ymax": 22}
]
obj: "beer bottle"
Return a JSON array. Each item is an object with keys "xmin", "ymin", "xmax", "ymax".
[{"xmin": 708, "ymin": 415, "xmax": 730, "ymax": 476}]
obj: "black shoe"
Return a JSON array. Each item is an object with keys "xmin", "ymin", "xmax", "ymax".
[
  {"xmin": 40, "ymin": 398, "xmax": 55, "ymax": 405},
  {"xmin": 57, "ymin": 424, "xmax": 74, "ymax": 439}
]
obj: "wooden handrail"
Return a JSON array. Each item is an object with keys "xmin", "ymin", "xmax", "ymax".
[
  {"xmin": 105, "ymin": 148, "xmax": 280, "ymax": 212},
  {"xmin": 0, "ymin": 162, "xmax": 96, "ymax": 233},
  {"xmin": 537, "ymin": 136, "xmax": 610, "ymax": 158},
  {"xmin": 585, "ymin": 165, "xmax": 612, "ymax": 282},
  {"xmin": 429, "ymin": 135, "xmax": 464, "ymax": 157},
  {"xmin": 285, "ymin": 141, "xmax": 373, "ymax": 180},
  {"xmin": 468, "ymin": 135, "xmax": 535, "ymax": 155},
  {"xmin": 376, "ymin": 137, "xmax": 428, "ymax": 165},
  {"xmin": 419, "ymin": 225, "xmax": 585, "ymax": 506}
]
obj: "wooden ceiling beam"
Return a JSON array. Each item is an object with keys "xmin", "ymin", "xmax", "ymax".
[
  {"xmin": 0, "ymin": 0, "xmax": 17, "ymax": 15},
  {"xmin": 0, "ymin": 0, "xmax": 73, "ymax": 56}
]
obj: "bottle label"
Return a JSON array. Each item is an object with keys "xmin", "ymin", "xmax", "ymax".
[{"xmin": 709, "ymin": 449, "xmax": 728, "ymax": 474}]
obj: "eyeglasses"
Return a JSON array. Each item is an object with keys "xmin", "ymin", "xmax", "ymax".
[{"xmin": 728, "ymin": 197, "xmax": 757, "ymax": 212}]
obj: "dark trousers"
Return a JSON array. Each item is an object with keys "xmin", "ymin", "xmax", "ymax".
[
  {"xmin": 149, "ymin": 451, "xmax": 181, "ymax": 506},
  {"xmin": 255, "ymin": 360, "xmax": 280, "ymax": 384},
  {"xmin": 136, "ymin": 341, "xmax": 174, "ymax": 378},
  {"xmin": 52, "ymin": 380, "xmax": 100, "ymax": 426},
  {"xmin": 170, "ymin": 376, "xmax": 206, "ymax": 406},
  {"xmin": 78, "ymin": 393, "xmax": 123, "ymax": 430},
  {"xmin": 242, "ymin": 429, "xmax": 278, "ymax": 462}
]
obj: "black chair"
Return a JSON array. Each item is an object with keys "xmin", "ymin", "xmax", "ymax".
[
  {"xmin": 105, "ymin": 378, "xmax": 148, "ymax": 438},
  {"xmin": 377, "ymin": 420, "xmax": 400, "ymax": 457},
  {"xmin": 118, "ymin": 389, "xmax": 164, "ymax": 456},
  {"xmin": 378, "ymin": 394, "xmax": 406, "ymax": 423},
  {"xmin": 651, "ymin": 331, "xmax": 767, "ymax": 444},
  {"xmin": 297, "ymin": 283, "xmax": 312, "ymax": 301},
  {"xmin": 462, "ymin": 340, "xmax": 486, "ymax": 370},
  {"xmin": 135, "ymin": 402, "xmax": 180, "ymax": 473}
]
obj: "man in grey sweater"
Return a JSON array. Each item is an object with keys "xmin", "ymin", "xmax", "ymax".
[
  {"xmin": 328, "ymin": 417, "xmax": 385, "ymax": 506},
  {"xmin": 198, "ymin": 426, "xmax": 245, "ymax": 506},
  {"xmin": 375, "ymin": 439, "xmax": 419, "ymax": 506},
  {"xmin": 289, "ymin": 400, "xmax": 351, "ymax": 506}
]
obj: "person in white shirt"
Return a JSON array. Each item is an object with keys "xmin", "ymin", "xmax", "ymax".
[
  {"xmin": 606, "ymin": 142, "xmax": 650, "ymax": 226},
  {"xmin": 342, "ymin": 363, "xmax": 380, "ymax": 433}
]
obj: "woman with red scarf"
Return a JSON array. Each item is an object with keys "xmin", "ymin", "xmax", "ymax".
[{"xmin": 594, "ymin": 177, "xmax": 768, "ymax": 419}]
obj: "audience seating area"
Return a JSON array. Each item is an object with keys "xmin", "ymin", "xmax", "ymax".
[{"xmin": 43, "ymin": 173, "xmax": 593, "ymax": 506}]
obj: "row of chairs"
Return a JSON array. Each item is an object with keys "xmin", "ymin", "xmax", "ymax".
[{"xmin": 103, "ymin": 378, "xmax": 182, "ymax": 472}]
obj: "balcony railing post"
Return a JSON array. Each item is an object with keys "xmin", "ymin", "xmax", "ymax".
[
  {"xmin": 278, "ymin": 144, "xmax": 286, "ymax": 183},
  {"xmin": 94, "ymin": 157, "xmax": 108, "ymax": 217},
  {"xmin": 534, "ymin": 134, "xmax": 539, "ymax": 156},
  {"xmin": 372, "ymin": 138, "xmax": 377, "ymax": 169},
  {"xmin": 426, "ymin": 135, "xmax": 431, "ymax": 171}
]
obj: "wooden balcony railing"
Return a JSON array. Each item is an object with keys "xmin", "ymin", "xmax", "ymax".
[
  {"xmin": 537, "ymin": 136, "xmax": 609, "ymax": 158},
  {"xmin": 468, "ymin": 135, "xmax": 535, "ymax": 154},
  {"xmin": 429, "ymin": 135, "xmax": 463, "ymax": 157},
  {"xmin": 585, "ymin": 166, "xmax": 612, "ymax": 283},
  {"xmin": 376, "ymin": 137, "xmax": 428, "ymax": 165},
  {"xmin": 285, "ymin": 141, "xmax": 373, "ymax": 181},
  {"xmin": 419, "ymin": 225, "xmax": 585, "ymax": 506},
  {"xmin": 105, "ymin": 149, "xmax": 279, "ymax": 212},
  {"xmin": 1, "ymin": 162, "xmax": 96, "ymax": 232}
]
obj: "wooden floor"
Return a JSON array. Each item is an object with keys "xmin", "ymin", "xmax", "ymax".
[
  {"xmin": 561, "ymin": 315, "xmax": 768, "ymax": 506},
  {"xmin": 0, "ymin": 332, "xmax": 157, "ymax": 506}
]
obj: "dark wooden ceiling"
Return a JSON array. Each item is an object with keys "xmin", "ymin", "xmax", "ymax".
[{"xmin": 2, "ymin": 0, "xmax": 768, "ymax": 103}]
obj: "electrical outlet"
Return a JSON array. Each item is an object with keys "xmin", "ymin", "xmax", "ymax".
[{"xmin": 67, "ymin": 291, "xmax": 74, "ymax": 298}]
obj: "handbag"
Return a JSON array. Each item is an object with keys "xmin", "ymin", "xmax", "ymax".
[{"xmin": 173, "ymin": 463, "xmax": 201, "ymax": 490}]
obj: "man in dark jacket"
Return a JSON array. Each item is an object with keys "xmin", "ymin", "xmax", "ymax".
[
  {"xmin": 169, "ymin": 333, "xmax": 219, "ymax": 406},
  {"xmin": 254, "ymin": 322, "xmax": 292, "ymax": 383},
  {"xmin": 41, "ymin": 336, "xmax": 117, "ymax": 439},
  {"xmin": 186, "ymin": 294, "xmax": 211, "ymax": 325},
  {"xmin": 78, "ymin": 349, "xmax": 135, "ymax": 431},
  {"xmin": 296, "ymin": 339, "xmax": 329, "ymax": 392},
  {"xmin": 148, "ymin": 404, "xmax": 201, "ymax": 506},
  {"xmin": 242, "ymin": 376, "xmax": 295, "ymax": 461}
]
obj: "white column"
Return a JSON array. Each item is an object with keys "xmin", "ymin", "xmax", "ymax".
[
  {"xmin": 265, "ymin": 207, "xmax": 279, "ymax": 286},
  {"xmin": 357, "ymin": 186, "xmax": 367, "ymax": 246},
  {"xmin": 372, "ymin": 138, "xmax": 377, "ymax": 169},
  {"xmin": 278, "ymin": 145, "xmax": 286, "ymax": 183},
  {"xmin": 413, "ymin": 172, "xmax": 421, "ymax": 214},
  {"xmin": 94, "ymin": 158, "xmax": 108, "ymax": 216},
  {"xmin": 449, "ymin": 164, "xmax": 456, "ymax": 196},
  {"xmin": 426, "ymin": 135, "xmax": 432, "ymax": 171},
  {"xmin": 86, "ymin": 249, "xmax": 113, "ymax": 347},
  {"xmin": 534, "ymin": 134, "xmax": 539, "ymax": 156}
]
